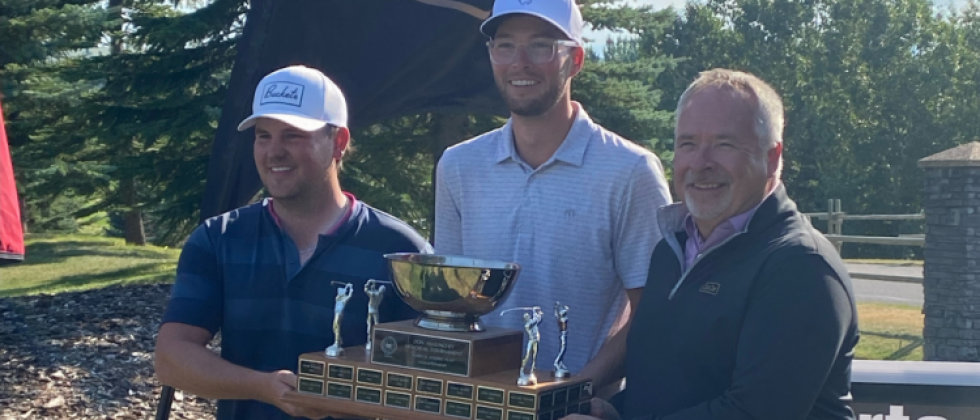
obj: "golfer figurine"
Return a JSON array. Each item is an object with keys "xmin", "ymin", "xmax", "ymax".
[
  {"xmin": 503, "ymin": 306, "xmax": 544, "ymax": 386},
  {"xmin": 553, "ymin": 302, "xmax": 570, "ymax": 378},
  {"xmin": 364, "ymin": 279, "xmax": 388, "ymax": 351},
  {"xmin": 326, "ymin": 283, "xmax": 354, "ymax": 357}
]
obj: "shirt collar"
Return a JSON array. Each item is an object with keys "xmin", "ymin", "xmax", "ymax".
[
  {"xmin": 494, "ymin": 102, "xmax": 593, "ymax": 167},
  {"xmin": 266, "ymin": 192, "xmax": 358, "ymax": 235}
]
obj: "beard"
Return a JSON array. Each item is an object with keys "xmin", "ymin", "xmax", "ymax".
[
  {"xmin": 496, "ymin": 61, "xmax": 571, "ymax": 117},
  {"xmin": 684, "ymin": 181, "xmax": 733, "ymax": 222}
]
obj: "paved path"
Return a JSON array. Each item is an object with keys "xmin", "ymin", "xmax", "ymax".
[{"xmin": 845, "ymin": 262, "xmax": 923, "ymax": 306}]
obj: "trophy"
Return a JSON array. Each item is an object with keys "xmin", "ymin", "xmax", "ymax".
[
  {"xmin": 326, "ymin": 282, "xmax": 354, "ymax": 357},
  {"xmin": 364, "ymin": 279, "xmax": 392, "ymax": 351},
  {"xmin": 553, "ymin": 303, "xmax": 570, "ymax": 379},
  {"xmin": 500, "ymin": 307, "xmax": 544, "ymax": 386},
  {"xmin": 288, "ymin": 254, "xmax": 593, "ymax": 420}
]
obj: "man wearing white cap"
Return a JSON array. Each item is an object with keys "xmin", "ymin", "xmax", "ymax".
[
  {"xmin": 155, "ymin": 65, "xmax": 432, "ymax": 420},
  {"xmin": 434, "ymin": 0, "xmax": 672, "ymax": 395}
]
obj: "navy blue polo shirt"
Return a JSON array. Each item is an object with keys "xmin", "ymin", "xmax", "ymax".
[{"xmin": 162, "ymin": 196, "xmax": 432, "ymax": 420}]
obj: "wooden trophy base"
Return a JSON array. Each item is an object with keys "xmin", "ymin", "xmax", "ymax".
[{"xmin": 288, "ymin": 321, "xmax": 592, "ymax": 420}]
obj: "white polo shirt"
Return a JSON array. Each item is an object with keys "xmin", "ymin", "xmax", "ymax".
[{"xmin": 434, "ymin": 104, "xmax": 672, "ymax": 372}]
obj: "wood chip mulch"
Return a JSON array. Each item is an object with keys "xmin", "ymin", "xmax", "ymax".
[{"xmin": 0, "ymin": 284, "xmax": 218, "ymax": 419}]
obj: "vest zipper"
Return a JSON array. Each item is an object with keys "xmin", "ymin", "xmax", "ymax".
[{"xmin": 666, "ymin": 228, "xmax": 750, "ymax": 301}]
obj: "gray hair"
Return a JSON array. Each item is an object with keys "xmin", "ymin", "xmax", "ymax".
[{"xmin": 675, "ymin": 69, "xmax": 784, "ymax": 176}]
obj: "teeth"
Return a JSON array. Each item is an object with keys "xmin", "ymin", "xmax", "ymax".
[
  {"xmin": 271, "ymin": 166, "xmax": 292, "ymax": 172},
  {"xmin": 694, "ymin": 183, "xmax": 722, "ymax": 188},
  {"xmin": 511, "ymin": 80, "xmax": 537, "ymax": 86}
]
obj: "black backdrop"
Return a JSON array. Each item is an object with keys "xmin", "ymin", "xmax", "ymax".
[{"xmin": 200, "ymin": 0, "xmax": 508, "ymax": 221}]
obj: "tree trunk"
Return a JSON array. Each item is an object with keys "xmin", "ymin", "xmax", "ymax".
[
  {"xmin": 122, "ymin": 178, "xmax": 146, "ymax": 246},
  {"xmin": 429, "ymin": 112, "xmax": 468, "ymax": 244},
  {"xmin": 109, "ymin": 0, "xmax": 145, "ymax": 246}
]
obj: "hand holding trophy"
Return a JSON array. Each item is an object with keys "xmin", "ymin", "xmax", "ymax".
[{"xmin": 326, "ymin": 282, "xmax": 354, "ymax": 357}]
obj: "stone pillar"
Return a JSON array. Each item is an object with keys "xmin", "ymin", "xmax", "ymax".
[{"xmin": 919, "ymin": 142, "xmax": 980, "ymax": 361}]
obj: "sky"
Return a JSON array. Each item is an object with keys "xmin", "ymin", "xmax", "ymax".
[{"xmin": 586, "ymin": 0, "xmax": 971, "ymax": 53}]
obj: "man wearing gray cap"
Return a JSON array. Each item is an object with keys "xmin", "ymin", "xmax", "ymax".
[
  {"xmin": 155, "ymin": 65, "xmax": 431, "ymax": 420},
  {"xmin": 434, "ymin": 0, "xmax": 672, "ymax": 395}
]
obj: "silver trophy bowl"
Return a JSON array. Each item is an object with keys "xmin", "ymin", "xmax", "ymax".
[{"xmin": 384, "ymin": 253, "xmax": 521, "ymax": 332}]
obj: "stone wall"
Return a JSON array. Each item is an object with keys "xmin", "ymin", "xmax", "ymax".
[{"xmin": 920, "ymin": 143, "xmax": 980, "ymax": 361}]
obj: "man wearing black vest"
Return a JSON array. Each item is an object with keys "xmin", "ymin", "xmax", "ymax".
[{"xmin": 566, "ymin": 69, "xmax": 859, "ymax": 420}]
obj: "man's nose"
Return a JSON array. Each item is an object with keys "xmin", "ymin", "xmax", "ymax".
[
  {"xmin": 266, "ymin": 137, "xmax": 287, "ymax": 157},
  {"xmin": 510, "ymin": 46, "xmax": 534, "ymax": 68},
  {"xmin": 689, "ymin": 146, "xmax": 715, "ymax": 170}
]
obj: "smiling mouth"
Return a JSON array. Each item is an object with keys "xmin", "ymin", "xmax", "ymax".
[
  {"xmin": 689, "ymin": 183, "xmax": 727, "ymax": 190},
  {"xmin": 510, "ymin": 80, "xmax": 538, "ymax": 86},
  {"xmin": 270, "ymin": 166, "xmax": 293, "ymax": 173}
]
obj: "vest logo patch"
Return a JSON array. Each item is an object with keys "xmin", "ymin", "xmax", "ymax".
[{"xmin": 699, "ymin": 282, "xmax": 720, "ymax": 295}]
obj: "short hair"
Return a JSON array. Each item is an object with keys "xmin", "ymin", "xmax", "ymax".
[{"xmin": 675, "ymin": 68, "xmax": 784, "ymax": 176}]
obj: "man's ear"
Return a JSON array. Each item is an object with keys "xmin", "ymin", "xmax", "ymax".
[
  {"xmin": 767, "ymin": 141, "xmax": 783, "ymax": 177},
  {"xmin": 568, "ymin": 46, "xmax": 586, "ymax": 78},
  {"xmin": 333, "ymin": 127, "xmax": 351, "ymax": 161}
]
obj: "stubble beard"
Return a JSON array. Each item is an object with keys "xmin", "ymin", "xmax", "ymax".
[{"xmin": 498, "ymin": 61, "xmax": 571, "ymax": 117}]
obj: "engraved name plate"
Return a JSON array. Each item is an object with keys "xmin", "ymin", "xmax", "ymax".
[
  {"xmin": 297, "ymin": 378, "xmax": 324, "ymax": 395},
  {"xmin": 357, "ymin": 368, "xmax": 383, "ymax": 385},
  {"xmin": 328, "ymin": 364, "xmax": 354, "ymax": 381},
  {"xmin": 508, "ymin": 410, "xmax": 536, "ymax": 420},
  {"xmin": 417, "ymin": 377, "xmax": 444, "ymax": 396},
  {"xmin": 326, "ymin": 382, "xmax": 353, "ymax": 399},
  {"xmin": 299, "ymin": 360, "xmax": 325, "ymax": 377},
  {"xmin": 553, "ymin": 388, "xmax": 567, "ymax": 406},
  {"xmin": 477, "ymin": 405, "xmax": 504, "ymax": 420},
  {"xmin": 539, "ymin": 392, "xmax": 554, "ymax": 411},
  {"xmin": 415, "ymin": 396, "xmax": 443, "ymax": 414},
  {"xmin": 356, "ymin": 386, "xmax": 382, "ymax": 404},
  {"xmin": 448, "ymin": 382, "xmax": 475, "ymax": 400},
  {"xmin": 386, "ymin": 372, "xmax": 413, "ymax": 390},
  {"xmin": 373, "ymin": 329, "xmax": 471, "ymax": 376},
  {"xmin": 385, "ymin": 391, "xmax": 412, "ymax": 409},
  {"xmin": 446, "ymin": 400, "xmax": 474, "ymax": 419},
  {"xmin": 477, "ymin": 386, "xmax": 505, "ymax": 405},
  {"xmin": 508, "ymin": 391, "xmax": 537, "ymax": 410}
]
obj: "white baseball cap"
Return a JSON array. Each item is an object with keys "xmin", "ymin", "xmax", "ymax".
[
  {"xmin": 237, "ymin": 65, "xmax": 348, "ymax": 132},
  {"xmin": 480, "ymin": 0, "xmax": 584, "ymax": 45}
]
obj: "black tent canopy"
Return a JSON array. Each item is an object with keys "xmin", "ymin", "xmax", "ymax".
[{"xmin": 200, "ymin": 0, "xmax": 507, "ymax": 221}]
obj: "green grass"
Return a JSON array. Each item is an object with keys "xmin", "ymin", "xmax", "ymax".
[
  {"xmin": 0, "ymin": 235, "xmax": 927, "ymax": 361},
  {"xmin": 856, "ymin": 302, "xmax": 924, "ymax": 361},
  {"xmin": 0, "ymin": 234, "xmax": 181, "ymax": 297}
]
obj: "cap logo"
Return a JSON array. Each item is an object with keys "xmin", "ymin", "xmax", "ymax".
[
  {"xmin": 260, "ymin": 82, "xmax": 305, "ymax": 107},
  {"xmin": 518, "ymin": 0, "xmax": 532, "ymax": 4}
]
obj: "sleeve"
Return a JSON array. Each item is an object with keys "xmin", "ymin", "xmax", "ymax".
[
  {"xmin": 614, "ymin": 153, "xmax": 673, "ymax": 289},
  {"xmin": 160, "ymin": 224, "xmax": 224, "ymax": 335},
  {"xmin": 655, "ymin": 254, "xmax": 856, "ymax": 420},
  {"xmin": 434, "ymin": 150, "xmax": 464, "ymax": 255}
]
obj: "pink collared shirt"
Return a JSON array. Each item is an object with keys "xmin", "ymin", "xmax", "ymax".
[{"xmin": 683, "ymin": 184, "xmax": 778, "ymax": 271}]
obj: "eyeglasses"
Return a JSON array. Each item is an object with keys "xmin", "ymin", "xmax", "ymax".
[{"xmin": 486, "ymin": 39, "xmax": 579, "ymax": 65}]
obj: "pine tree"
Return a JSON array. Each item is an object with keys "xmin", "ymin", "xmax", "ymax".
[{"xmin": 0, "ymin": 0, "xmax": 116, "ymax": 232}]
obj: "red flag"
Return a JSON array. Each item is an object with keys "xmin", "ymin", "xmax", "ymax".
[{"xmin": 0, "ymin": 100, "xmax": 25, "ymax": 264}]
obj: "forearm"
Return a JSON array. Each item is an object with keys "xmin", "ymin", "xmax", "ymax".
[
  {"xmin": 155, "ymin": 337, "xmax": 267, "ymax": 401},
  {"xmin": 579, "ymin": 320, "xmax": 629, "ymax": 396}
]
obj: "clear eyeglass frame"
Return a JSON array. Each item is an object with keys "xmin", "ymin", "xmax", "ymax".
[{"xmin": 486, "ymin": 39, "xmax": 579, "ymax": 65}]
